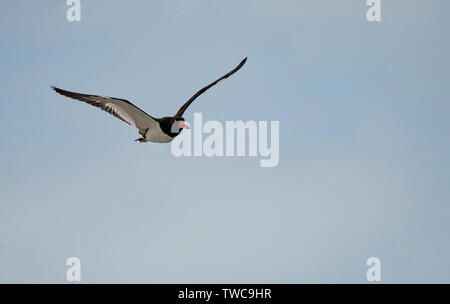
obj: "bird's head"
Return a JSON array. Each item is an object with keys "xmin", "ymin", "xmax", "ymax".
[
  {"xmin": 172, "ymin": 117, "xmax": 190, "ymax": 133},
  {"xmin": 160, "ymin": 116, "xmax": 190, "ymax": 136}
]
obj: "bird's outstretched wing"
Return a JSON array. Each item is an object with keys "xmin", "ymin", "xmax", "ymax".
[
  {"xmin": 175, "ymin": 57, "xmax": 247, "ymax": 117},
  {"xmin": 51, "ymin": 86, "xmax": 159, "ymax": 135}
]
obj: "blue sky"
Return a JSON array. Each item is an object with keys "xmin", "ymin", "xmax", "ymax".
[{"xmin": 1, "ymin": 0, "xmax": 450, "ymax": 283}]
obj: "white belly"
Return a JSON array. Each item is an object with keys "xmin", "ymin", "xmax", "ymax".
[{"xmin": 146, "ymin": 125, "xmax": 174, "ymax": 143}]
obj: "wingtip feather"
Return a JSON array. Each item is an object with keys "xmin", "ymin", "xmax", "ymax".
[{"xmin": 50, "ymin": 85, "xmax": 61, "ymax": 93}]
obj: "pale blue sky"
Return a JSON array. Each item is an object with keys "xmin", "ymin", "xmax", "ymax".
[{"xmin": 1, "ymin": 0, "xmax": 450, "ymax": 283}]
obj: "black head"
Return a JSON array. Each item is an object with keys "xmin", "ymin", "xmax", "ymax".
[{"xmin": 158, "ymin": 117, "xmax": 190, "ymax": 137}]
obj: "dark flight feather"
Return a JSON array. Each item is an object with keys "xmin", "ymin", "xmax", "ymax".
[{"xmin": 175, "ymin": 57, "xmax": 247, "ymax": 117}]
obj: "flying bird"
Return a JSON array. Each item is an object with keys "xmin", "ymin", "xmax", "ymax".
[{"xmin": 52, "ymin": 57, "xmax": 247, "ymax": 143}]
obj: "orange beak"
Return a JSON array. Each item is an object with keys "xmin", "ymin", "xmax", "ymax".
[{"xmin": 178, "ymin": 121, "xmax": 190, "ymax": 129}]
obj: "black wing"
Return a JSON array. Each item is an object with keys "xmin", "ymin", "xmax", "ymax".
[
  {"xmin": 52, "ymin": 86, "xmax": 159, "ymax": 134},
  {"xmin": 175, "ymin": 57, "xmax": 247, "ymax": 117}
]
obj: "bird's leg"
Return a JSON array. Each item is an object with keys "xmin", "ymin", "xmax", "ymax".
[{"xmin": 135, "ymin": 128, "xmax": 149, "ymax": 142}]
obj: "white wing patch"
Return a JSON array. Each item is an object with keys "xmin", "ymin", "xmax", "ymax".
[{"xmin": 104, "ymin": 102, "xmax": 137, "ymax": 128}]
